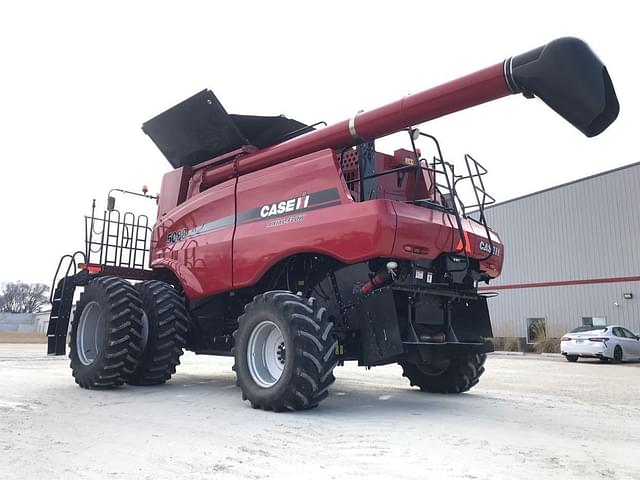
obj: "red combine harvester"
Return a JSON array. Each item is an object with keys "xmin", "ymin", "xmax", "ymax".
[{"xmin": 48, "ymin": 38, "xmax": 618, "ymax": 411}]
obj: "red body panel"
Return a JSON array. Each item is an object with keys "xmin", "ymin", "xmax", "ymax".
[
  {"xmin": 391, "ymin": 202, "xmax": 503, "ymax": 278},
  {"xmin": 151, "ymin": 149, "xmax": 503, "ymax": 300},
  {"xmin": 157, "ymin": 166, "xmax": 191, "ymax": 219},
  {"xmin": 151, "ymin": 178, "xmax": 236, "ymax": 299},
  {"xmin": 233, "ymin": 150, "xmax": 397, "ymax": 289}
]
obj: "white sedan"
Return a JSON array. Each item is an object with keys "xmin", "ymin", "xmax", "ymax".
[{"xmin": 561, "ymin": 325, "xmax": 640, "ymax": 363}]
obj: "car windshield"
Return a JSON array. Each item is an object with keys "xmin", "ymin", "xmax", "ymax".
[{"xmin": 570, "ymin": 326, "xmax": 606, "ymax": 333}]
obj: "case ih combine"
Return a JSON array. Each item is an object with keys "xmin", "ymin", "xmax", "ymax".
[{"xmin": 48, "ymin": 38, "xmax": 618, "ymax": 411}]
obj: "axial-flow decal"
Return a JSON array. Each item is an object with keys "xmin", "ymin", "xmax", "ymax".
[{"xmin": 166, "ymin": 188, "xmax": 340, "ymax": 244}]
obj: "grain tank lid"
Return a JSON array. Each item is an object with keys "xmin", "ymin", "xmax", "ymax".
[
  {"xmin": 142, "ymin": 89, "xmax": 309, "ymax": 168},
  {"xmin": 230, "ymin": 114, "xmax": 309, "ymax": 149}
]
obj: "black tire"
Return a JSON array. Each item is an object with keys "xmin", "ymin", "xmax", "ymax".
[
  {"xmin": 69, "ymin": 276, "xmax": 144, "ymax": 389},
  {"xmin": 127, "ymin": 280, "xmax": 189, "ymax": 386},
  {"xmin": 566, "ymin": 355, "xmax": 579, "ymax": 363},
  {"xmin": 612, "ymin": 345, "xmax": 623, "ymax": 363},
  {"xmin": 400, "ymin": 353, "xmax": 487, "ymax": 393},
  {"xmin": 233, "ymin": 291, "xmax": 337, "ymax": 411}
]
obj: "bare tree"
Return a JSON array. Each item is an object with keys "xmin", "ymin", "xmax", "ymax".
[{"xmin": 0, "ymin": 282, "xmax": 50, "ymax": 313}]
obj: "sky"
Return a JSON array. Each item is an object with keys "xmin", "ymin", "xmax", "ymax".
[{"xmin": 0, "ymin": 1, "xmax": 637, "ymax": 285}]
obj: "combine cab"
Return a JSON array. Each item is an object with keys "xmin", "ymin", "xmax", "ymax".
[{"xmin": 48, "ymin": 37, "xmax": 618, "ymax": 410}]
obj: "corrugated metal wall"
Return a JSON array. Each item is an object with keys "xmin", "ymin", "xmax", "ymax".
[{"xmin": 484, "ymin": 162, "xmax": 640, "ymax": 337}]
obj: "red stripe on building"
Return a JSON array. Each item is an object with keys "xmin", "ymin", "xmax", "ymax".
[{"xmin": 478, "ymin": 275, "xmax": 640, "ymax": 291}]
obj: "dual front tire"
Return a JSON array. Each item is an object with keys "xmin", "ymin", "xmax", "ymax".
[{"xmin": 69, "ymin": 277, "xmax": 188, "ymax": 389}]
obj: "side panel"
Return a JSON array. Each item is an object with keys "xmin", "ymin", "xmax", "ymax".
[
  {"xmin": 233, "ymin": 149, "xmax": 396, "ymax": 288},
  {"xmin": 157, "ymin": 166, "xmax": 192, "ymax": 219},
  {"xmin": 391, "ymin": 202, "xmax": 504, "ymax": 278},
  {"xmin": 151, "ymin": 178, "xmax": 236, "ymax": 299}
]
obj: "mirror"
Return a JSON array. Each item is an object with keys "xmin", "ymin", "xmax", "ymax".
[{"xmin": 107, "ymin": 196, "xmax": 116, "ymax": 211}]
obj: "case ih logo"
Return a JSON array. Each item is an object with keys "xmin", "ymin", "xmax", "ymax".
[
  {"xmin": 479, "ymin": 241, "xmax": 501, "ymax": 257},
  {"xmin": 260, "ymin": 195, "xmax": 310, "ymax": 218}
]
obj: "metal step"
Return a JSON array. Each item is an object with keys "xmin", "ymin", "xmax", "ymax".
[{"xmin": 47, "ymin": 277, "xmax": 76, "ymax": 356}]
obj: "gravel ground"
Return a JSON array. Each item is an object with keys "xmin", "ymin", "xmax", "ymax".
[
  {"xmin": 1, "ymin": 344, "xmax": 639, "ymax": 480},
  {"xmin": 0, "ymin": 332, "xmax": 46, "ymax": 344}
]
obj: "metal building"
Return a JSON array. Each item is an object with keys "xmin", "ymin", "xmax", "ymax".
[{"xmin": 483, "ymin": 162, "xmax": 640, "ymax": 342}]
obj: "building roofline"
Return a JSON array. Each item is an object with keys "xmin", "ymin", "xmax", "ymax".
[{"xmin": 485, "ymin": 161, "xmax": 640, "ymax": 210}]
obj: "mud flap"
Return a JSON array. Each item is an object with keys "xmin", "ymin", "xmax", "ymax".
[
  {"xmin": 450, "ymin": 296, "xmax": 493, "ymax": 341},
  {"xmin": 359, "ymin": 289, "xmax": 404, "ymax": 366}
]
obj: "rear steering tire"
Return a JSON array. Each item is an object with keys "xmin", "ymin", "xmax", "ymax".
[
  {"xmin": 69, "ymin": 276, "xmax": 144, "ymax": 389},
  {"xmin": 400, "ymin": 353, "xmax": 487, "ymax": 393},
  {"xmin": 127, "ymin": 280, "xmax": 189, "ymax": 386},
  {"xmin": 233, "ymin": 291, "xmax": 337, "ymax": 411},
  {"xmin": 566, "ymin": 355, "xmax": 579, "ymax": 362}
]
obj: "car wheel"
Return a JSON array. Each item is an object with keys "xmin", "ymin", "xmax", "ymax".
[
  {"xmin": 612, "ymin": 345, "xmax": 623, "ymax": 363},
  {"xmin": 565, "ymin": 355, "xmax": 578, "ymax": 363}
]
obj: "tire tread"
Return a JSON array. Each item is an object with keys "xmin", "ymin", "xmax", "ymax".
[
  {"xmin": 400, "ymin": 353, "xmax": 487, "ymax": 394},
  {"xmin": 69, "ymin": 276, "xmax": 144, "ymax": 389},
  {"xmin": 233, "ymin": 291, "xmax": 337, "ymax": 411},
  {"xmin": 127, "ymin": 280, "xmax": 189, "ymax": 386}
]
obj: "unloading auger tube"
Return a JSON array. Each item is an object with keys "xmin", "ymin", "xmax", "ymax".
[{"xmin": 201, "ymin": 37, "xmax": 618, "ymax": 188}]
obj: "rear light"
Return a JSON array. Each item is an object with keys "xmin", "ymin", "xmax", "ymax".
[
  {"xmin": 561, "ymin": 336, "xmax": 571, "ymax": 341},
  {"xmin": 78, "ymin": 263, "xmax": 102, "ymax": 274},
  {"xmin": 588, "ymin": 337, "xmax": 608, "ymax": 342}
]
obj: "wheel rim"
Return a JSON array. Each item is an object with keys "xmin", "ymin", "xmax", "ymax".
[
  {"xmin": 247, "ymin": 320, "xmax": 286, "ymax": 388},
  {"xmin": 76, "ymin": 301, "xmax": 105, "ymax": 366},
  {"xmin": 140, "ymin": 311, "xmax": 149, "ymax": 352}
]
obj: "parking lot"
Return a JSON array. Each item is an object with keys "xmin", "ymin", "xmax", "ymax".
[{"xmin": 1, "ymin": 344, "xmax": 639, "ymax": 480}]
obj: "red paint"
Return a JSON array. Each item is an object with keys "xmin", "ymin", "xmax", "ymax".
[
  {"xmin": 361, "ymin": 270, "xmax": 393, "ymax": 295},
  {"xmin": 232, "ymin": 150, "xmax": 397, "ymax": 289},
  {"xmin": 151, "ymin": 178, "xmax": 236, "ymax": 299},
  {"xmin": 157, "ymin": 166, "xmax": 191, "ymax": 219},
  {"xmin": 478, "ymin": 275, "xmax": 640, "ymax": 292},
  {"xmin": 151, "ymin": 62, "xmax": 513, "ymax": 299},
  {"xmin": 355, "ymin": 63, "xmax": 509, "ymax": 141},
  {"xmin": 152, "ymin": 150, "xmax": 504, "ymax": 300}
]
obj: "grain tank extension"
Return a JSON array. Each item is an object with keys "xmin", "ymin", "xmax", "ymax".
[{"xmin": 48, "ymin": 37, "xmax": 618, "ymax": 411}]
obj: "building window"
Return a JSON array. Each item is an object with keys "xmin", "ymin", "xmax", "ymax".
[
  {"xmin": 526, "ymin": 318, "xmax": 547, "ymax": 344},
  {"xmin": 582, "ymin": 317, "xmax": 606, "ymax": 327}
]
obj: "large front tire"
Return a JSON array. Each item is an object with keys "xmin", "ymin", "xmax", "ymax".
[
  {"xmin": 400, "ymin": 353, "xmax": 487, "ymax": 393},
  {"xmin": 233, "ymin": 291, "xmax": 337, "ymax": 411},
  {"xmin": 127, "ymin": 280, "xmax": 189, "ymax": 386},
  {"xmin": 69, "ymin": 276, "xmax": 144, "ymax": 389}
]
